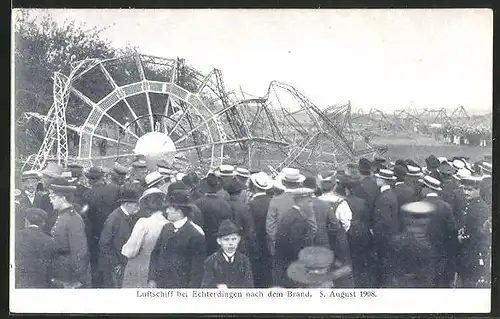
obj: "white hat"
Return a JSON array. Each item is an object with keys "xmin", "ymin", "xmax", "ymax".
[
  {"xmin": 235, "ymin": 167, "xmax": 250, "ymax": 178},
  {"xmin": 437, "ymin": 157, "xmax": 448, "ymax": 164},
  {"xmin": 479, "ymin": 162, "xmax": 492, "ymax": 173},
  {"xmin": 374, "ymin": 169, "xmax": 397, "ymax": 180},
  {"xmin": 455, "ymin": 168, "xmax": 472, "ymax": 179},
  {"xmin": 452, "ymin": 159, "xmax": 465, "ymax": 170},
  {"xmin": 280, "ymin": 167, "xmax": 306, "ymax": 184},
  {"xmin": 176, "ymin": 172, "xmax": 186, "ymax": 181},
  {"xmin": 145, "ymin": 171, "xmax": 166, "ymax": 188},
  {"xmin": 250, "ymin": 172, "xmax": 273, "ymax": 190},
  {"xmin": 139, "ymin": 187, "xmax": 166, "ymax": 204},
  {"xmin": 158, "ymin": 167, "xmax": 175, "ymax": 176},
  {"xmin": 407, "ymin": 165, "xmax": 423, "ymax": 177},
  {"xmin": 418, "ymin": 175, "xmax": 442, "ymax": 191},
  {"xmin": 22, "ymin": 170, "xmax": 42, "ymax": 179},
  {"xmin": 216, "ymin": 165, "xmax": 235, "ymax": 177},
  {"xmin": 60, "ymin": 171, "xmax": 77, "ymax": 183}
]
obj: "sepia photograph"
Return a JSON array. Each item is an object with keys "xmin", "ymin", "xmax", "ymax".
[{"xmin": 10, "ymin": 8, "xmax": 492, "ymax": 314}]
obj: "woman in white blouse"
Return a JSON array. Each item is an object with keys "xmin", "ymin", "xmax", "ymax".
[{"xmin": 121, "ymin": 188, "xmax": 168, "ymax": 288}]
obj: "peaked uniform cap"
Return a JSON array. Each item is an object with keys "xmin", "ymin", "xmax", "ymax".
[
  {"xmin": 216, "ymin": 219, "xmax": 241, "ymax": 237},
  {"xmin": 48, "ymin": 177, "xmax": 78, "ymax": 194}
]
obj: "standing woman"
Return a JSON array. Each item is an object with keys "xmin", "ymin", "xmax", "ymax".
[
  {"xmin": 48, "ymin": 178, "xmax": 91, "ymax": 288},
  {"xmin": 121, "ymin": 188, "xmax": 168, "ymax": 288}
]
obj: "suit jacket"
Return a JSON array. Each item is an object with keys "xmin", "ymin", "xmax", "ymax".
[
  {"xmin": 201, "ymin": 250, "xmax": 254, "ymax": 288},
  {"xmin": 194, "ymin": 194, "xmax": 233, "ymax": 255},
  {"xmin": 50, "ymin": 207, "xmax": 91, "ymax": 286},
  {"xmin": 345, "ymin": 194, "xmax": 372, "ymax": 249},
  {"xmin": 228, "ymin": 195, "xmax": 258, "ymax": 260},
  {"xmin": 149, "ymin": 221, "xmax": 206, "ymax": 288},
  {"xmin": 356, "ymin": 175, "xmax": 379, "ymax": 213},
  {"xmin": 372, "ymin": 187, "xmax": 400, "ymax": 240},
  {"xmin": 98, "ymin": 207, "xmax": 135, "ymax": 271},
  {"xmin": 422, "ymin": 195, "xmax": 457, "ymax": 259},
  {"xmin": 440, "ymin": 179, "xmax": 467, "ymax": 227},
  {"xmin": 32, "ymin": 190, "xmax": 55, "ymax": 233},
  {"xmin": 15, "ymin": 226, "xmax": 55, "ymax": 288}
]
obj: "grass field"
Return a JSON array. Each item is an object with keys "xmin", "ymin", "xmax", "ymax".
[{"xmin": 371, "ymin": 136, "xmax": 492, "ymax": 167}]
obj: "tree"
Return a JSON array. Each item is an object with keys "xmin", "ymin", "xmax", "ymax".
[{"xmin": 14, "ymin": 10, "xmax": 118, "ymax": 157}]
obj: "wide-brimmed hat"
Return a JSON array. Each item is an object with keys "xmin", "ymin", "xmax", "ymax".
[
  {"xmin": 216, "ymin": 164, "xmax": 235, "ymax": 177},
  {"xmin": 374, "ymin": 169, "xmax": 397, "ymax": 180},
  {"xmin": 425, "ymin": 155, "xmax": 440, "ymax": 170},
  {"xmin": 216, "ymin": 219, "xmax": 241, "ymax": 238},
  {"xmin": 454, "ymin": 168, "xmax": 472, "ymax": 180},
  {"xmin": 406, "ymin": 165, "xmax": 423, "ymax": 177},
  {"xmin": 118, "ymin": 185, "xmax": 143, "ymax": 203},
  {"xmin": 281, "ymin": 167, "xmax": 306, "ymax": 184},
  {"xmin": 85, "ymin": 166, "xmax": 105, "ymax": 180},
  {"xmin": 250, "ymin": 172, "xmax": 273, "ymax": 190},
  {"xmin": 451, "ymin": 159, "xmax": 466, "ymax": 170},
  {"xmin": 48, "ymin": 177, "xmax": 78, "ymax": 194},
  {"xmin": 139, "ymin": 187, "xmax": 166, "ymax": 205},
  {"xmin": 437, "ymin": 157, "xmax": 448, "ymax": 164},
  {"xmin": 235, "ymin": 167, "xmax": 250, "ymax": 179},
  {"xmin": 400, "ymin": 201, "xmax": 436, "ymax": 217},
  {"xmin": 287, "ymin": 246, "xmax": 335, "ymax": 285},
  {"xmin": 358, "ymin": 158, "xmax": 372, "ymax": 173},
  {"xmin": 418, "ymin": 175, "xmax": 442, "ymax": 191},
  {"xmin": 479, "ymin": 162, "xmax": 492, "ymax": 174},
  {"xmin": 22, "ymin": 170, "xmax": 42, "ymax": 181},
  {"xmin": 145, "ymin": 171, "xmax": 166, "ymax": 189}
]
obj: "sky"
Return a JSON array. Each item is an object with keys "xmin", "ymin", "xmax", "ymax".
[{"xmin": 17, "ymin": 9, "xmax": 493, "ymax": 114}]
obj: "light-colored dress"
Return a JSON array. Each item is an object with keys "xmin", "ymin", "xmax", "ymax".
[{"xmin": 121, "ymin": 211, "xmax": 168, "ymax": 288}]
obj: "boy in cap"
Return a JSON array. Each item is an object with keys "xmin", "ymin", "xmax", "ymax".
[
  {"xmin": 15, "ymin": 208, "xmax": 55, "ymax": 288},
  {"xmin": 201, "ymin": 219, "xmax": 254, "ymax": 288},
  {"xmin": 98, "ymin": 184, "xmax": 143, "ymax": 288}
]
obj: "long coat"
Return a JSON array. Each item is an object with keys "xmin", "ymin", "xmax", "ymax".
[
  {"xmin": 274, "ymin": 206, "xmax": 315, "ymax": 287},
  {"xmin": 15, "ymin": 226, "xmax": 55, "ymax": 288},
  {"xmin": 194, "ymin": 194, "xmax": 233, "ymax": 255},
  {"xmin": 148, "ymin": 221, "xmax": 206, "ymax": 288},
  {"xmin": 248, "ymin": 193, "xmax": 273, "ymax": 288},
  {"xmin": 422, "ymin": 195, "xmax": 457, "ymax": 287},
  {"xmin": 50, "ymin": 207, "xmax": 91, "ymax": 287},
  {"xmin": 82, "ymin": 183, "xmax": 121, "ymax": 286},
  {"xmin": 228, "ymin": 195, "xmax": 258, "ymax": 260},
  {"xmin": 440, "ymin": 178, "xmax": 468, "ymax": 227},
  {"xmin": 97, "ymin": 207, "xmax": 135, "ymax": 288},
  {"xmin": 354, "ymin": 175, "xmax": 379, "ymax": 215},
  {"xmin": 394, "ymin": 182, "xmax": 417, "ymax": 230},
  {"xmin": 201, "ymin": 250, "xmax": 254, "ymax": 288}
]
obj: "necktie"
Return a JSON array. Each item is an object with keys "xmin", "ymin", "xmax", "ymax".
[{"xmin": 165, "ymin": 223, "xmax": 176, "ymax": 233}]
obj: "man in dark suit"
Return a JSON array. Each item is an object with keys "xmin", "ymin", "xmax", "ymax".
[
  {"xmin": 372, "ymin": 169, "xmax": 400, "ymax": 287},
  {"xmin": 393, "ymin": 165, "xmax": 417, "ymax": 231},
  {"xmin": 15, "ymin": 208, "xmax": 55, "ymax": 288},
  {"xmin": 81, "ymin": 166, "xmax": 121, "ymax": 288},
  {"xmin": 15, "ymin": 170, "xmax": 42, "ymax": 231},
  {"xmin": 148, "ymin": 190, "xmax": 206, "ymax": 288},
  {"xmin": 201, "ymin": 219, "xmax": 254, "ymax": 288},
  {"xmin": 247, "ymin": 172, "xmax": 274, "ymax": 288},
  {"xmin": 438, "ymin": 162, "xmax": 467, "ymax": 227},
  {"xmin": 215, "ymin": 165, "xmax": 235, "ymax": 201},
  {"xmin": 420, "ymin": 175, "xmax": 457, "ymax": 287},
  {"xmin": 194, "ymin": 174, "xmax": 233, "ymax": 256},
  {"xmin": 36, "ymin": 170, "xmax": 57, "ymax": 233},
  {"xmin": 98, "ymin": 185, "xmax": 142, "ymax": 288},
  {"xmin": 355, "ymin": 158, "xmax": 379, "ymax": 215}
]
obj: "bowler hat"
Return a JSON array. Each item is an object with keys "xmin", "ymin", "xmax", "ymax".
[
  {"xmin": 118, "ymin": 185, "xmax": 143, "ymax": 203},
  {"xmin": 226, "ymin": 178, "xmax": 244, "ymax": 195},
  {"xmin": 167, "ymin": 181, "xmax": 188, "ymax": 195},
  {"xmin": 358, "ymin": 158, "xmax": 372, "ymax": 173},
  {"xmin": 216, "ymin": 219, "xmax": 241, "ymax": 238},
  {"xmin": 286, "ymin": 246, "xmax": 335, "ymax": 285},
  {"xmin": 374, "ymin": 169, "xmax": 397, "ymax": 180},
  {"xmin": 85, "ymin": 166, "xmax": 105, "ymax": 180},
  {"xmin": 425, "ymin": 155, "xmax": 440, "ymax": 170},
  {"xmin": 393, "ymin": 165, "xmax": 408, "ymax": 180},
  {"xmin": 113, "ymin": 164, "xmax": 129, "ymax": 176},
  {"xmin": 25, "ymin": 207, "xmax": 48, "ymax": 225},
  {"xmin": 395, "ymin": 159, "xmax": 406, "ymax": 167},
  {"xmin": 167, "ymin": 189, "xmax": 192, "ymax": 211},
  {"xmin": 418, "ymin": 175, "xmax": 442, "ymax": 191},
  {"xmin": 437, "ymin": 162, "xmax": 456, "ymax": 176}
]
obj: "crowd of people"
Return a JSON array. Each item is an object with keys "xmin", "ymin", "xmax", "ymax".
[
  {"xmin": 14, "ymin": 152, "xmax": 492, "ymax": 289},
  {"xmin": 434, "ymin": 124, "xmax": 491, "ymax": 147}
]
